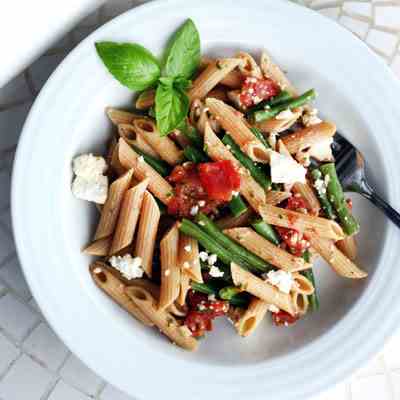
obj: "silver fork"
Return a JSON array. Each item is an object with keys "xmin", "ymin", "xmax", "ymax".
[{"xmin": 330, "ymin": 131, "xmax": 400, "ymax": 228}]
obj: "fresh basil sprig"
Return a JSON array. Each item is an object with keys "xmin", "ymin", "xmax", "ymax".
[{"xmin": 95, "ymin": 19, "xmax": 200, "ymax": 136}]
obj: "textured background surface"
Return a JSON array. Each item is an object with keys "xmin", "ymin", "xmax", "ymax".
[{"xmin": 0, "ymin": 1, "xmax": 399, "ymax": 399}]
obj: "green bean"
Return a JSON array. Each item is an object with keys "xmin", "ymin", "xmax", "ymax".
[
  {"xmin": 229, "ymin": 194, "xmax": 248, "ymax": 217},
  {"xmin": 190, "ymin": 282, "xmax": 218, "ymax": 295},
  {"xmin": 251, "ymin": 218, "xmax": 280, "ymax": 246},
  {"xmin": 310, "ymin": 169, "xmax": 335, "ymax": 220},
  {"xmin": 222, "ymin": 134, "xmax": 271, "ymax": 190},
  {"xmin": 249, "ymin": 127, "xmax": 270, "ymax": 149},
  {"xmin": 195, "ymin": 213, "xmax": 273, "ymax": 273},
  {"xmin": 131, "ymin": 144, "xmax": 170, "ymax": 177},
  {"xmin": 269, "ymin": 90, "xmax": 293, "ymax": 106},
  {"xmin": 180, "ymin": 125, "xmax": 203, "ymax": 149},
  {"xmin": 183, "ymin": 145, "xmax": 209, "ymax": 163},
  {"xmin": 319, "ymin": 163, "xmax": 359, "ymax": 236},
  {"xmin": 253, "ymin": 89, "xmax": 316, "ymax": 122},
  {"xmin": 219, "ymin": 286, "xmax": 242, "ymax": 300},
  {"xmin": 301, "ymin": 250, "xmax": 319, "ymax": 311}
]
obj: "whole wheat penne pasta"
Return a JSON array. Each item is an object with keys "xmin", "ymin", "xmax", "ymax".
[
  {"xmin": 89, "ymin": 262, "xmax": 153, "ymax": 326},
  {"xmin": 118, "ymin": 124, "xmax": 160, "ymax": 158},
  {"xmin": 109, "ymin": 179, "xmax": 149, "ymax": 255},
  {"xmin": 188, "ymin": 58, "xmax": 241, "ymax": 101},
  {"xmin": 189, "ymin": 99, "xmax": 221, "ymax": 134},
  {"xmin": 106, "ymin": 107, "xmax": 142, "ymax": 125},
  {"xmin": 169, "ymin": 129, "xmax": 191, "ymax": 148},
  {"xmin": 258, "ymin": 204, "xmax": 344, "ymax": 241},
  {"xmin": 291, "ymin": 292, "xmax": 309, "ymax": 316},
  {"xmin": 260, "ymin": 50, "xmax": 298, "ymax": 96},
  {"xmin": 159, "ymin": 223, "xmax": 181, "ymax": 310},
  {"xmin": 336, "ymin": 235, "xmax": 358, "ymax": 261},
  {"xmin": 293, "ymin": 181, "xmax": 321, "ymax": 216},
  {"xmin": 94, "ymin": 168, "xmax": 134, "ymax": 240},
  {"xmin": 291, "ymin": 273, "xmax": 315, "ymax": 295},
  {"xmin": 200, "ymin": 56, "xmax": 213, "ymax": 69},
  {"xmin": 118, "ymin": 138, "xmax": 173, "ymax": 204},
  {"xmin": 83, "ymin": 237, "xmax": 111, "ymax": 256},
  {"xmin": 135, "ymin": 88, "xmax": 155, "ymax": 110},
  {"xmin": 111, "ymin": 142, "xmax": 127, "ymax": 176},
  {"xmin": 234, "ymin": 298, "xmax": 269, "ymax": 337},
  {"xmin": 281, "ymin": 122, "xmax": 336, "ymax": 154},
  {"xmin": 134, "ymin": 191, "xmax": 160, "ymax": 277},
  {"xmin": 265, "ymin": 190, "xmax": 291, "ymax": 205},
  {"xmin": 224, "ymin": 228, "xmax": 311, "ymax": 272},
  {"xmin": 106, "ymin": 136, "xmax": 117, "ymax": 167},
  {"xmin": 132, "ymin": 119, "xmax": 183, "ymax": 165},
  {"xmin": 231, "ymin": 263, "xmax": 296, "ymax": 316},
  {"xmin": 308, "ymin": 236, "xmax": 367, "ymax": 279},
  {"xmin": 256, "ymin": 109, "xmax": 302, "ymax": 134},
  {"xmin": 227, "ymin": 90, "xmax": 243, "ymax": 110},
  {"xmin": 236, "ymin": 51, "xmax": 263, "ymax": 79},
  {"xmin": 204, "ymin": 123, "xmax": 266, "ymax": 210},
  {"xmin": 208, "ymin": 86, "xmax": 229, "ymax": 102},
  {"xmin": 168, "ymin": 302, "xmax": 188, "ymax": 317},
  {"xmin": 178, "ymin": 272, "xmax": 190, "ymax": 306},
  {"xmin": 199, "ymin": 57, "xmax": 244, "ymax": 88},
  {"xmin": 125, "ymin": 286, "xmax": 198, "ymax": 351},
  {"xmin": 216, "ymin": 208, "xmax": 254, "ymax": 230},
  {"xmin": 179, "ymin": 234, "xmax": 203, "ymax": 283}
]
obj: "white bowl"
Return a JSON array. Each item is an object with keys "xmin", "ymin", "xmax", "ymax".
[{"xmin": 12, "ymin": 1, "xmax": 400, "ymax": 399}]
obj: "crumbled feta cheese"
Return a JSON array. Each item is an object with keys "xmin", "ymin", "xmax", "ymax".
[
  {"xmin": 184, "ymin": 245, "xmax": 192, "ymax": 252},
  {"xmin": 208, "ymin": 294, "xmax": 216, "ymax": 301},
  {"xmin": 199, "ymin": 251, "xmax": 209, "ymax": 262},
  {"xmin": 73, "ymin": 154, "xmax": 107, "ymax": 179},
  {"xmin": 72, "ymin": 175, "xmax": 108, "ymax": 204},
  {"xmin": 198, "ymin": 304, "xmax": 206, "ymax": 311},
  {"xmin": 324, "ymin": 174, "xmax": 330, "ymax": 185},
  {"xmin": 268, "ymin": 304, "xmax": 280, "ymax": 313},
  {"xmin": 207, "ymin": 254, "xmax": 218, "ymax": 266},
  {"xmin": 268, "ymin": 132, "xmax": 278, "ymax": 150},
  {"xmin": 314, "ymin": 178, "xmax": 326, "ymax": 196},
  {"xmin": 198, "ymin": 220, "xmax": 206, "ymax": 226},
  {"xmin": 93, "ymin": 267, "xmax": 103, "ymax": 274},
  {"xmin": 198, "ymin": 200, "xmax": 206, "ymax": 207},
  {"xmin": 307, "ymin": 137, "xmax": 333, "ymax": 161},
  {"xmin": 226, "ymin": 144, "xmax": 231, "ymax": 150},
  {"xmin": 137, "ymin": 155, "xmax": 145, "ymax": 163},
  {"xmin": 190, "ymin": 205, "xmax": 199, "ymax": 216},
  {"xmin": 231, "ymin": 191, "xmax": 239, "ymax": 197},
  {"xmin": 302, "ymin": 108, "xmax": 322, "ymax": 127},
  {"xmin": 109, "ymin": 254, "xmax": 143, "ymax": 280},
  {"xmin": 265, "ymin": 270, "xmax": 294, "ymax": 294},
  {"xmin": 275, "ymin": 109, "xmax": 295, "ymax": 120},
  {"xmin": 270, "ymin": 151, "xmax": 306, "ymax": 184},
  {"xmin": 183, "ymin": 261, "xmax": 190, "ymax": 269},
  {"xmin": 209, "ymin": 265, "xmax": 224, "ymax": 278}
]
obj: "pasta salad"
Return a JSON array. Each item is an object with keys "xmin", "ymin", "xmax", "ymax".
[{"xmin": 72, "ymin": 19, "xmax": 366, "ymax": 351}]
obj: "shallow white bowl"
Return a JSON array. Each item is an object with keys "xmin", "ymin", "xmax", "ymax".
[{"xmin": 12, "ymin": 1, "xmax": 400, "ymax": 399}]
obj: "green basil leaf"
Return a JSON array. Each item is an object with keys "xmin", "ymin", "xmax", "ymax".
[
  {"xmin": 163, "ymin": 19, "xmax": 201, "ymax": 79},
  {"xmin": 158, "ymin": 76, "xmax": 174, "ymax": 87},
  {"xmin": 155, "ymin": 84, "xmax": 189, "ymax": 136},
  {"xmin": 95, "ymin": 42, "xmax": 160, "ymax": 91},
  {"xmin": 173, "ymin": 77, "xmax": 192, "ymax": 91}
]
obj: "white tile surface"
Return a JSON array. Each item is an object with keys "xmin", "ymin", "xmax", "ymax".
[
  {"xmin": 23, "ymin": 323, "xmax": 69, "ymax": 372},
  {"xmin": 366, "ymin": 29, "xmax": 398, "ymax": 56},
  {"xmin": 351, "ymin": 375, "xmax": 392, "ymax": 400},
  {"xmin": 48, "ymin": 380, "xmax": 91, "ymax": 400},
  {"xmin": 0, "ymin": 257, "xmax": 31, "ymax": 301},
  {"xmin": 101, "ymin": 384, "xmax": 134, "ymax": 400},
  {"xmin": 0, "ymin": 293, "xmax": 39, "ymax": 342},
  {"xmin": 0, "ymin": 355, "xmax": 53, "ymax": 400},
  {"xmin": 0, "ymin": 332, "xmax": 19, "ymax": 376},
  {"xmin": 60, "ymin": 354, "xmax": 103, "ymax": 396}
]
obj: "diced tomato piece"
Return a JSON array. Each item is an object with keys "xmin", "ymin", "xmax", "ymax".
[
  {"xmin": 198, "ymin": 160, "xmax": 241, "ymax": 201},
  {"xmin": 184, "ymin": 311, "xmax": 213, "ymax": 337},
  {"xmin": 272, "ymin": 310, "xmax": 299, "ymax": 326},
  {"xmin": 239, "ymin": 77, "xmax": 280, "ymax": 108},
  {"xmin": 187, "ymin": 290, "xmax": 208, "ymax": 309},
  {"xmin": 276, "ymin": 226, "xmax": 310, "ymax": 257},
  {"xmin": 207, "ymin": 300, "xmax": 229, "ymax": 317},
  {"xmin": 346, "ymin": 198, "xmax": 353, "ymax": 210},
  {"xmin": 286, "ymin": 195, "xmax": 308, "ymax": 212}
]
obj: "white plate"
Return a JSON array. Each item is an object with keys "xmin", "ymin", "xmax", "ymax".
[{"xmin": 12, "ymin": 1, "xmax": 400, "ymax": 399}]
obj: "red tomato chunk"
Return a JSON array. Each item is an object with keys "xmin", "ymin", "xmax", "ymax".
[
  {"xmin": 272, "ymin": 310, "xmax": 299, "ymax": 327},
  {"xmin": 239, "ymin": 77, "xmax": 280, "ymax": 108}
]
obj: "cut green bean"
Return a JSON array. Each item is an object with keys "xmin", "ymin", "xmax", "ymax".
[
  {"xmin": 180, "ymin": 125, "xmax": 203, "ymax": 148},
  {"xmin": 195, "ymin": 213, "xmax": 273, "ymax": 273},
  {"xmin": 183, "ymin": 146, "xmax": 209, "ymax": 163},
  {"xmin": 131, "ymin": 144, "xmax": 170, "ymax": 177},
  {"xmin": 191, "ymin": 282, "xmax": 217, "ymax": 295},
  {"xmin": 191, "ymin": 282, "xmax": 249, "ymax": 307},
  {"xmin": 310, "ymin": 169, "xmax": 335, "ymax": 220},
  {"xmin": 251, "ymin": 218, "xmax": 280, "ymax": 246},
  {"xmin": 269, "ymin": 90, "xmax": 292, "ymax": 106},
  {"xmin": 319, "ymin": 163, "xmax": 359, "ymax": 236},
  {"xmin": 229, "ymin": 194, "xmax": 248, "ymax": 217},
  {"xmin": 219, "ymin": 287, "xmax": 250, "ymax": 308},
  {"xmin": 222, "ymin": 134, "xmax": 271, "ymax": 190},
  {"xmin": 249, "ymin": 127, "xmax": 271, "ymax": 149},
  {"xmin": 301, "ymin": 250, "xmax": 319, "ymax": 311},
  {"xmin": 253, "ymin": 89, "xmax": 316, "ymax": 122},
  {"xmin": 219, "ymin": 286, "xmax": 242, "ymax": 300}
]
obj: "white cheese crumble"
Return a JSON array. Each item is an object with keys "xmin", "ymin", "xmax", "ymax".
[
  {"xmin": 270, "ymin": 151, "xmax": 306, "ymax": 184},
  {"xmin": 73, "ymin": 154, "xmax": 107, "ymax": 179},
  {"xmin": 199, "ymin": 251, "xmax": 209, "ymax": 262},
  {"xmin": 109, "ymin": 254, "xmax": 143, "ymax": 280},
  {"xmin": 137, "ymin": 155, "xmax": 145, "ymax": 163},
  {"xmin": 231, "ymin": 191, "xmax": 239, "ymax": 197},
  {"xmin": 265, "ymin": 270, "xmax": 294, "ymax": 294},
  {"xmin": 268, "ymin": 304, "xmax": 280, "ymax": 313},
  {"xmin": 184, "ymin": 245, "xmax": 192, "ymax": 252},
  {"xmin": 314, "ymin": 178, "xmax": 327, "ymax": 196},
  {"xmin": 302, "ymin": 108, "xmax": 322, "ymax": 127},
  {"xmin": 275, "ymin": 109, "xmax": 295, "ymax": 120},
  {"xmin": 190, "ymin": 205, "xmax": 199, "ymax": 216},
  {"xmin": 208, "ymin": 294, "xmax": 216, "ymax": 301},
  {"xmin": 324, "ymin": 174, "xmax": 330, "ymax": 185},
  {"xmin": 207, "ymin": 254, "xmax": 218, "ymax": 266},
  {"xmin": 198, "ymin": 221, "xmax": 206, "ymax": 226},
  {"xmin": 198, "ymin": 200, "xmax": 206, "ymax": 207},
  {"xmin": 209, "ymin": 265, "xmax": 224, "ymax": 278},
  {"xmin": 307, "ymin": 137, "xmax": 333, "ymax": 161}
]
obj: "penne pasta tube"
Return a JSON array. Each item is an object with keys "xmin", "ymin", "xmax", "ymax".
[
  {"xmin": 125, "ymin": 286, "xmax": 198, "ymax": 351},
  {"xmin": 110, "ymin": 142, "xmax": 127, "ymax": 176},
  {"xmin": 216, "ymin": 208, "xmax": 254, "ymax": 230},
  {"xmin": 134, "ymin": 191, "xmax": 160, "ymax": 277},
  {"xmin": 83, "ymin": 236, "xmax": 111, "ymax": 256},
  {"xmin": 336, "ymin": 235, "xmax": 358, "ymax": 261},
  {"xmin": 118, "ymin": 124, "xmax": 160, "ymax": 158},
  {"xmin": 169, "ymin": 129, "xmax": 191, "ymax": 148},
  {"xmin": 135, "ymin": 88, "xmax": 155, "ymax": 110},
  {"xmin": 234, "ymin": 298, "xmax": 269, "ymax": 337},
  {"xmin": 109, "ymin": 179, "xmax": 149, "ymax": 255},
  {"xmin": 265, "ymin": 190, "xmax": 291, "ymax": 205},
  {"xmin": 208, "ymin": 86, "xmax": 229, "ymax": 102},
  {"xmin": 204, "ymin": 123, "xmax": 266, "ymax": 210},
  {"xmin": 188, "ymin": 58, "xmax": 241, "ymax": 101},
  {"xmin": 227, "ymin": 90, "xmax": 243, "ymax": 110},
  {"xmin": 132, "ymin": 119, "xmax": 183, "ymax": 165},
  {"xmin": 159, "ymin": 223, "xmax": 181, "ymax": 310},
  {"xmin": 178, "ymin": 272, "xmax": 190, "ymax": 306},
  {"xmin": 178, "ymin": 234, "xmax": 203, "ymax": 283},
  {"xmin": 236, "ymin": 51, "xmax": 263, "ymax": 79},
  {"xmin": 291, "ymin": 273, "xmax": 315, "ymax": 295},
  {"xmin": 293, "ymin": 181, "xmax": 321, "ymax": 216},
  {"xmin": 89, "ymin": 262, "xmax": 153, "ymax": 327},
  {"xmin": 255, "ymin": 109, "xmax": 302, "ymax": 134},
  {"xmin": 258, "ymin": 204, "xmax": 345, "ymax": 241},
  {"xmin": 106, "ymin": 107, "xmax": 142, "ymax": 125},
  {"xmin": 231, "ymin": 263, "xmax": 296, "ymax": 316},
  {"xmin": 189, "ymin": 99, "xmax": 220, "ymax": 135},
  {"xmin": 118, "ymin": 138, "xmax": 173, "ymax": 204},
  {"xmin": 308, "ymin": 236, "xmax": 367, "ymax": 279},
  {"xmin": 94, "ymin": 169, "xmax": 134, "ymax": 240},
  {"xmin": 260, "ymin": 50, "xmax": 298, "ymax": 96},
  {"xmin": 224, "ymin": 228, "xmax": 311, "ymax": 272},
  {"xmin": 291, "ymin": 292, "xmax": 309, "ymax": 316},
  {"xmin": 199, "ymin": 57, "xmax": 244, "ymax": 88}
]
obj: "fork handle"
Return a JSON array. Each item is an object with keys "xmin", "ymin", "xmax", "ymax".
[{"xmin": 358, "ymin": 181, "xmax": 400, "ymax": 229}]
